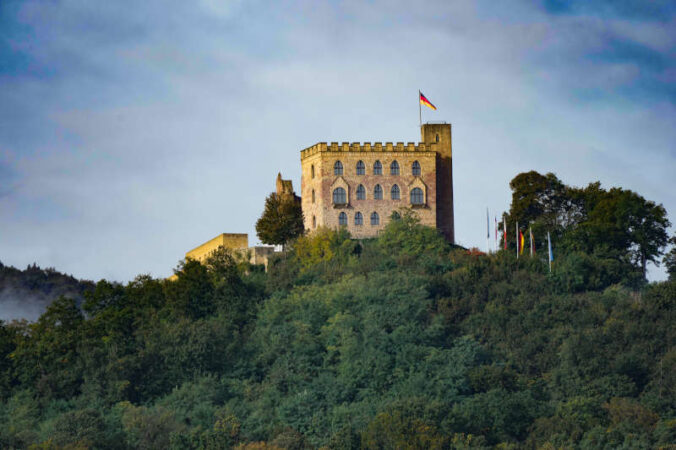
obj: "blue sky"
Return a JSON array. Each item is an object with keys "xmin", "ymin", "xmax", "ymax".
[{"xmin": 1, "ymin": 0, "xmax": 674, "ymax": 281}]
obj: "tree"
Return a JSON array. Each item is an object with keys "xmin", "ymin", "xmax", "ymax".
[
  {"xmin": 255, "ymin": 193, "xmax": 304, "ymax": 248},
  {"xmin": 663, "ymin": 235, "xmax": 676, "ymax": 281}
]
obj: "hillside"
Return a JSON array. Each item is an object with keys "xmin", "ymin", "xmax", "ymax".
[
  {"xmin": 0, "ymin": 213, "xmax": 674, "ymax": 449},
  {"xmin": 0, "ymin": 262, "xmax": 93, "ymax": 322}
]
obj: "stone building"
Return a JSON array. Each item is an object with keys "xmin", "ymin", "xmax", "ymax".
[{"xmin": 300, "ymin": 123, "xmax": 454, "ymax": 242}]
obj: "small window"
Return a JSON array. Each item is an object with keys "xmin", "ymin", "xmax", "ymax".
[
  {"xmin": 334, "ymin": 160, "xmax": 343, "ymax": 175},
  {"xmin": 356, "ymin": 160, "xmax": 365, "ymax": 175},
  {"xmin": 373, "ymin": 160, "xmax": 382, "ymax": 175},
  {"xmin": 371, "ymin": 212, "xmax": 379, "ymax": 226},
  {"xmin": 355, "ymin": 212, "xmax": 363, "ymax": 226},
  {"xmin": 356, "ymin": 184, "xmax": 366, "ymax": 200},
  {"xmin": 312, "ymin": 189, "xmax": 315, "ymax": 203},
  {"xmin": 311, "ymin": 164, "xmax": 315, "ymax": 178},
  {"xmin": 391, "ymin": 211, "xmax": 401, "ymax": 220},
  {"xmin": 411, "ymin": 187, "xmax": 424, "ymax": 205},
  {"xmin": 338, "ymin": 212, "xmax": 347, "ymax": 226},
  {"xmin": 333, "ymin": 187, "xmax": 346, "ymax": 204},
  {"xmin": 412, "ymin": 161, "xmax": 421, "ymax": 176},
  {"xmin": 390, "ymin": 160, "xmax": 399, "ymax": 175},
  {"xmin": 391, "ymin": 184, "xmax": 400, "ymax": 200},
  {"xmin": 312, "ymin": 215, "xmax": 316, "ymax": 228},
  {"xmin": 374, "ymin": 184, "xmax": 383, "ymax": 200},
  {"xmin": 435, "ymin": 134, "xmax": 439, "ymax": 143}
]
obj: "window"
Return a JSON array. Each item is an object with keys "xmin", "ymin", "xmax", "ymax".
[
  {"xmin": 334, "ymin": 160, "xmax": 343, "ymax": 175},
  {"xmin": 391, "ymin": 184, "xmax": 400, "ymax": 200},
  {"xmin": 373, "ymin": 160, "xmax": 382, "ymax": 175},
  {"xmin": 374, "ymin": 184, "xmax": 383, "ymax": 200},
  {"xmin": 391, "ymin": 211, "xmax": 401, "ymax": 220},
  {"xmin": 311, "ymin": 164, "xmax": 315, "ymax": 178},
  {"xmin": 435, "ymin": 134, "xmax": 439, "ymax": 143},
  {"xmin": 312, "ymin": 215, "xmax": 316, "ymax": 228},
  {"xmin": 338, "ymin": 212, "xmax": 347, "ymax": 226},
  {"xmin": 312, "ymin": 189, "xmax": 315, "ymax": 203},
  {"xmin": 356, "ymin": 184, "xmax": 366, "ymax": 200},
  {"xmin": 371, "ymin": 212, "xmax": 379, "ymax": 226},
  {"xmin": 390, "ymin": 160, "xmax": 399, "ymax": 175},
  {"xmin": 355, "ymin": 212, "xmax": 363, "ymax": 226},
  {"xmin": 412, "ymin": 161, "xmax": 421, "ymax": 176},
  {"xmin": 333, "ymin": 187, "xmax": 346, "ymax": 204},
  {"xmin": 356, "ymin": 160, "xmax": 365, "ymax": 175},
  {"xmin": 410, "ymin": 187, "xmax": 424, "ymax": 205}
]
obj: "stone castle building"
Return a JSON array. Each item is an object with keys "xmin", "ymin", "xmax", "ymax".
[{"xmin": 300, "ymin": 123, "xmax": 454, "ymax": 242}]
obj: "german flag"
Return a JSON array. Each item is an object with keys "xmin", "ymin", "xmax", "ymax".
[{"xmin": 419, "ymin": 91, "xmax": 437, "ymax": 110}]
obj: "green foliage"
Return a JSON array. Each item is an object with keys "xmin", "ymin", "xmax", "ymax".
[
  {"xmin": 0, "ymin": 176, "xmax": 673, "ymax": 448},
  {"xmin": 255, "ymin": 193, "xmax": 304, "ymax": 247},
  {"xmin": 505, "ymin": 171, "xmax": 670, "ymax": 283}
]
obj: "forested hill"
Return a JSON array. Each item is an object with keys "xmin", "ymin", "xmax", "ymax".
[
  {"xmin": 0, "ymin": 262, "xmax": 93, "ymax": 322},
  {"xmin": 0, "ymin": 172, "xmax": 674, "ymax": 448}
]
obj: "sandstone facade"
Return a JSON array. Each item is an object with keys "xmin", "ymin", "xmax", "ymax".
[{"xmin": 300, "ymin": 123, "xmax": 454, "ymax": 242}]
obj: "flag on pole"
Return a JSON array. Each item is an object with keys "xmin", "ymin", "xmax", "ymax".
[
  {"xmin": 529, "ymin": 227, "xmax": 535, "ymax": 257},
  {"xmin": 419, "ymin": 91, "xmax": 437, "ymax": 110},
  {"xmin": 495, "ymin": 216, "xmax": 498, "ymax": 251},
  {"xmin": 519, "ymin": 230, "xmax": 525, "ymax": 255},
  {"xmin": 547, "ymin": 231, "xmax": 553, "ymax": 273},
  {"xmin": 486, "ymin": 209, "xmax": 490, "ymax": 253},
  {"xmin": 503, "ymin": 218, "xmax": 507, "ymax": 250}
]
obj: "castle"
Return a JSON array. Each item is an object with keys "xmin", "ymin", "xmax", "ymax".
[
  {"xmin": 300, "ymin": 123, "xmax": 454, "ymax": 242},
  {"xmin": 177, "ymin": 122, "xmax": 454, "ymax": 273}
]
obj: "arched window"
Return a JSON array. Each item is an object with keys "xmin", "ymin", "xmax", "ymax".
[
  {"xmin": 412, "ymin": 161, "xmax": 421, "ymax": 176},
  {"xmin": 355, "ymin": 212, "xmax": 363, "ymax": 226},
  {"xmin": 311, "ymin": 164, "xmax": 315, "ymax": 178},
  {"xmin": 334, "ymin": 160, "xmax": 343, "ymax": 175},
  {"xmin": 333, "ymin": 187, "xmax": 346, "ymax": 204},
  {"xmin": 356, "ymin": 160, "xmax": 365, "ymax": 175},
  {"xmin": 410, "ymin": 187, "xmax": 424, "ymax": 205},
  {"xmin": 391, "ymin": 211, "xmax": 401, "ymax": 220},
  {"xmin": 371, "ymin": 212, "xmax": 379, "ymax": 226},
  {"xmin": 338, "ymin": 212, "xmax": 347, "ymax": 226},
  {"xmin": 312, "ymin": 189, "xmax": 315, "ymax": 203},
  {"xmin": 391, "ymin": 184, "xmax": 400, "ymax": 200},
  {"xmin": 356, "ymin": 184, "xmax": 366, "ymax": 200},
  {"xmin": 374, "ymin": 184, "xmax": 383, "ymax": 200},
  {"xmin": 435, "ymin": 134, "xmax": 439, "ymax": 143},
  {"xmin": 390, "ymin": 160, "xmax": 399, "ymax": 175},
  {"xmin": 373, "ymin": 160, "xmax": 382, "ymax": 175},
  {"xmin": 312, "ymin": 215, "xmax": 316, "ymax": 228}
]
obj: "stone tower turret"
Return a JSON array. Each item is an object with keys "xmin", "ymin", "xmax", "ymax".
[{"xmin": 421, "ymin": 123, "xmax": 454, "ymax": 243}]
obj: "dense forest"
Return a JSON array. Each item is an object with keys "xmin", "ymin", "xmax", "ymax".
[
  {"xmin": 0, "ymin": 172, "xmax": 674, "ymax": 449},
  {"xmin": 0, "ymin": 263, "xmax": 93, "ymax": 322}
]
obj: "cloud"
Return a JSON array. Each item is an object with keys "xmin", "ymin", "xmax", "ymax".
[{"xmin": 0, "ymin": 0, "xmax": 674, "ymax": 282}]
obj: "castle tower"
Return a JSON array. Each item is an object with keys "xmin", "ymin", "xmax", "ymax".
[
  {"xmin": 299, "ymin": 122, "xmax": 454, "ymax": 242},
  {"xmin": 421, "ymin": 123, "xmax": 454, "ymax": 243}
]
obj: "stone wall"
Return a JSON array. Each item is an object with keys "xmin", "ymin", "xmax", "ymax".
[{"xmin": 301, "ymin": 144, "xmax": 437, "ymax": 239}]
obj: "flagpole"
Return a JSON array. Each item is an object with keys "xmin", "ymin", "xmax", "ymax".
[
  {"xmin": 529, "ymin": 226, "xmax": 533, "ymax": 257},
  {"xmin": 547, "ymin": 231, "xmax": 552, "ymax": 273},
  {"xmin": 418, "ymin": 90, "xmax": 422, "ymax": 127},
  {"xmin": 516, "ymin": 221, "xmax": 519, "ymax": 259},
  {"xmin": 486, "ymin": 208, "xmax": 490, "ymax": 254}
]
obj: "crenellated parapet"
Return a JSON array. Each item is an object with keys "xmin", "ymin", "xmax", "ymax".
[{"xmin": 300, "ymin": 141, "xmax": 436, "ymax": 160}]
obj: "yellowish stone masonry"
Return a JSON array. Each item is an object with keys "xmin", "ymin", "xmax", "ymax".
[{"xmin": 300, "ymin": 123, "xmax": 454, "ymax": 242}]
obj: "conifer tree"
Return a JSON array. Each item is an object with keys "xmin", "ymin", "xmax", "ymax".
[{"xmin": 255, "ymin": 192, "xmax": 304, "ymax": 248}]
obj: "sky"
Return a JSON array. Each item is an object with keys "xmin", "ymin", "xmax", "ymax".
[{"xmin": 0, "ymin": 0, "xmax": 674, "ymax": 282}]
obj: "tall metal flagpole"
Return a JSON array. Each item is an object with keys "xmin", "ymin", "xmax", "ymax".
[
  {"xmin": 486, "ymin": 208, "xmax": 490, "ymax": 254},
  {"xmin": 516, "ymin": 221, "xmax": 519, "ymax": 259},
  {"xmin": 418, "ymin": 90, "xmax": 422, "ymax": 127}
]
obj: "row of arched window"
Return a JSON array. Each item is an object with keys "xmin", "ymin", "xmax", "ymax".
[
  {"xmin": 331, "ymin": 160, "xmax": 421, "ymax": 177},
  {"xmin": 332, "ymin": 186, "xmax": 424, "ymax": 204},
  {"xmin": 338, "ymin": 211, "xmax": 380, "ymax": 226}
]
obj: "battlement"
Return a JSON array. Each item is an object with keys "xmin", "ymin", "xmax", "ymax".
[{"xmin": 300, "ymin": 141, "xmax": 437, "ymax": 160}]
